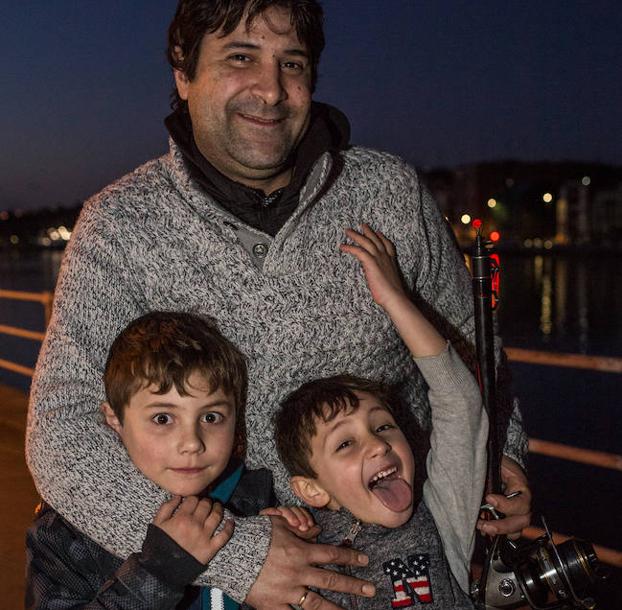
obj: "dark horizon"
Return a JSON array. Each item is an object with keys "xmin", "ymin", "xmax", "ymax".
[{"xmin": 2, "ymin": 0, "xmax": 621, "ymax": 213}]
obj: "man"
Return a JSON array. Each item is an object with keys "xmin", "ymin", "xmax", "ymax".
[{"xmin": 26, "ymin": 1, "xmax": 531, "ymax": 608}]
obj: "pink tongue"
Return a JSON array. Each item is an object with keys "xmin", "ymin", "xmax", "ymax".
[{"xmin": 371, "ymin": 477, "xmax": 412, "ymax": 512}]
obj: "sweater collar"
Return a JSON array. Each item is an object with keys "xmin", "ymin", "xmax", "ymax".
[{"xmin": 164, "ymin": 102, "xmax": 350, "ymax": 235}]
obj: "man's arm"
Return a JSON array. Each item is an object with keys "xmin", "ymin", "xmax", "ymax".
[
  {"xmin": 25, "ymin": 203, "xmax": 272, "ymax": 598},
  {"xmin": 26, "ymin": 200, "xmax": 375, "ymax": 606}
]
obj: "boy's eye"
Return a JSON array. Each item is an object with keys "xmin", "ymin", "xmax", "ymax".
[
  {"xmin": 376, "ymin": 423, "xmax": 395, "ymax": 433},
  {"xmin": 202, "ymin": 412, "xmax": 223, "ymax": 425},
  {"xmin": 336, "ymin": 439, "xmax": 353, "ymax": 452},
  {"xmin": 152, "ymin": 413, "xmax": 172, "ymax": 425}
]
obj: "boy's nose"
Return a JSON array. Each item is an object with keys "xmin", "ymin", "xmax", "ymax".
[
  {"xmin": 367, "ymin": 433, "xmax": 391, "ymax": 458},
  {"xmin": 178, "ymin": 427, "xmax": 205, "ymax": 454}
]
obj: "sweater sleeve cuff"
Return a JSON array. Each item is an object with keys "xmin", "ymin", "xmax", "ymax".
[{"xmin": 140, "ymin": 523, "xmax": 205, "ymax": 588}]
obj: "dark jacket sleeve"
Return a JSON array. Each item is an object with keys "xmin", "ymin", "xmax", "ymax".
[{"xmin": 26, "ymin": 505, "xmax": 204, "ymax": 610}]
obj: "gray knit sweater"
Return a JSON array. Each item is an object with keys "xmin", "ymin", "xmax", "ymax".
[{"xmin": 26, "ymin": 140, "xmax": 527, "ymax": 602}]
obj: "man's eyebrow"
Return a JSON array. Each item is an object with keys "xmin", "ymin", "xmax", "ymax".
[{"xmin": 221, "ymin": 41, "xmax": 309, "ymax": 57}]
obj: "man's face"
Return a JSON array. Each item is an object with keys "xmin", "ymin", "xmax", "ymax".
[
  {"xmin": 307, "ymin": 392, "xmax": 416, "ymax": 528},
  {"xmin": 104, "ymin": 372, "xmax": 236, "ymax": 497},
  {"xmin": 175, "ymin": 6, "xmax": 313, "ymax": 193}
]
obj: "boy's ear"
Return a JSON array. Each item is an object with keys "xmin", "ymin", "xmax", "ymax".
[
  {"xmin": 290, "ymin": 476, "xmax": 331, "ymax": 509},
  {"xmin": 101, "ymin": 402, "xmax": 122, "ymax": 435}
]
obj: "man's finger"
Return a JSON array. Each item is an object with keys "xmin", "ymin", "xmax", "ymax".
[{"xmin": 304, "ymin": 565, "xmax": 375, "ymax": 598}]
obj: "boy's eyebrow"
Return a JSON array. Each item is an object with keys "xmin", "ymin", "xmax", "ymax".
[
  {"xmin": 142, "ymin": 399, "xmax": 234, "ymax": 410},
  {"xmin": 319, "ymin": 405, "xmax": 390, "ymax": 447},
  {"xmin": 221, "ymin": 41, "xmax": 309, "ymax": 58}
]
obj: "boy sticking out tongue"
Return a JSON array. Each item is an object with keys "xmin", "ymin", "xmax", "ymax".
[{"xmin": 272, "ymin": 225, "xmax": 488, "ymax": 609}]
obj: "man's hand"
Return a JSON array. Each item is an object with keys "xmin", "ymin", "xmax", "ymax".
[
  {"xmin": 153, "ymin": 496, "xmax": 234, "ymax": 564},
  {"xmin": 477, "ymin": 456, "xmax": 532, "ymax": 539},
  {"xmin": 246, "ymin": 515, "xmax": 375, "ymax": 609},
  {"xmin": 259, "ymin": 506, "xmax": 320, "ymax": 540}
]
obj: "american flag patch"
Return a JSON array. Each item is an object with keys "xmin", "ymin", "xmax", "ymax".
[{"xmin": 383, "ymin": 553, "xmax": 433, "ymax": 606}]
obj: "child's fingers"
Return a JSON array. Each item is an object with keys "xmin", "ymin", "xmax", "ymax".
[
  {"xmin": 344, "ymin": 228, "xmax": 380, "ymax": 255},
  {"xmin": 259, "ymin": 507, "xmax": 283, "ymax": 518},
  {"xmin": 177, "ymin": 495, "xmax": 199, "ymax": 514},
  {"xmin": 209, "ymin": 517, "xmax": 235, "ymax": 551},
  {"xmin": 153, "ymin": 495, "xmax": 182, "ymax": 524},
  {"xmin": 297, "ymin": 507, "xmax": 316, "ymax": 529},
  {"xmin": 360, "ymin": 224, "xmax": 386, "ymax": 252},
  {"xmin": 203, "ymin": 501, "xmax": 225, "ymax": 534},
  {"xmin": 193, "ymin": 497, "xmax": 214, "ymax": 522},
  {"xmin": 376, "ymin": 230, "xmax": 396, "ymax": 256}
]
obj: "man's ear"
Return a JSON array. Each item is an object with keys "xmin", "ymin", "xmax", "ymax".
[
  {"xmin": 290, "ymin": 476, "xmax": 331, "ymax": 509},
  {"xmin": 172, "ymin": 46, "xmax": 190, "ymax": 100},
  {"xmin": 101, "ymin": 402, "xmax": 122, "ymax": 435}
]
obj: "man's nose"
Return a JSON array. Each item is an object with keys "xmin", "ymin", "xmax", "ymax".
[
  {"xmin": 251, "ymin": 61, "xmax": 287, "ymax": 106},
  {"xmin": 178, "ymin": 425, "xmax": 205, "ymax": 454}
]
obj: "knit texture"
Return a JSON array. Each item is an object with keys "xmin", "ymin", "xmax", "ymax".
[{"xmin": 27, "ymin": 140, "xmax": 527, "ymax": 601}]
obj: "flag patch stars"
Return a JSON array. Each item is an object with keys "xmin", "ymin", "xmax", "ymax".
[{"xmin": 383, "ymin": 553, "xmax": 433, "ymax": 607}]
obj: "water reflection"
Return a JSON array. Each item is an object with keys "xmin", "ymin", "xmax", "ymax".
[{"xmin": 498, "ymin": 253, "xmax": 621, "ymax": 356}]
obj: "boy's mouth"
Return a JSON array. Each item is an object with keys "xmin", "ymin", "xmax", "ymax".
[{"xmin": 368, "ymin": 466, "xmax": 412, "ymax": 512}]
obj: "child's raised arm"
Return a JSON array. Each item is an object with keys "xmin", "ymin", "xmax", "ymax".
[{"xmin": 340, "ymin": 224, "xmax": 446, "ymax": 358}]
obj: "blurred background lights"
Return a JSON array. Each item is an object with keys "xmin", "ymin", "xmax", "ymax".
[
  {"xmin": 489, "ymin": 231, "xmax": 500, "ymax": 242},
  {"xmin": 581, "ymin": 176, "xmax": 591, "ymax": 186},
  {"xmin": 487, "ymin": 198, "xmax": 497, "ymax": 208},
  {"xmin": 461, "ymin": 214, "xmax": 471, "ymax": 224},
  {"xmin": 543, "ymin": 192, "xmax": 553, "ymax": 203},
  {"xmin": 472, "ymin": 218, "xmax": 482, "ymax": 229}
]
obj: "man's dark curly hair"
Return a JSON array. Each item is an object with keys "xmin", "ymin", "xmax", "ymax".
[{"xmin": 167, "ymin": 0, "xmax": 325, "ymax": 111}]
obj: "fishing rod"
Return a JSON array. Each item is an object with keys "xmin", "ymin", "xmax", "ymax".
[{"xmin": 469, "ymin": 230, "xmax": 603, "ymax": 609}]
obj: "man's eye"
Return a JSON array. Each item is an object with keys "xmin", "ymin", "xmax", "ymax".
[
  {"xmin": 282, "ymin": 61, "xmax": 304, "ymax": 71},
  {"xmin": 202, "ymin": 412, "xmax": 223, "ymax": 424},
  {"xmin": 229, "ymin": 54, "xmax": 251, "ymax": 63},
  {"xmin": 152, "ymin": 413, "xmax": 172, "ymax": 425}
]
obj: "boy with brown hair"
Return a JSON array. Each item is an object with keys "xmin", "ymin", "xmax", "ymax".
[
  {"xmin": 273, "ymin": 225, "xmax": 489, "ymax": 609},
  {"xmin": 26, "ymin": 311, "xmax": 313, "ymax": 610}
]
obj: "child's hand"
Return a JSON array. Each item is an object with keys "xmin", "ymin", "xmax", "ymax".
[
  {"xmin": 340, "ymin": 224, "xmax": 408, "ymax": 311},
  {"xmin": 260, "ymin": 506, "xmax": 320, "ymax": 540},
  {"xmin": 153, "ymin": 496, "xmax": 234, "ymax": 564}
]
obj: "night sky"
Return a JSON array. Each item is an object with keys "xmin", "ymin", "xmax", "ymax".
[{"xmin": 3, "ymin": 0, "xmax": 621, "ymax": 212}]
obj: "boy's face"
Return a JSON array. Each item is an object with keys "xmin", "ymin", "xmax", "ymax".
[
  {"xmin": 302, "ymin": 392, "xmax": 415, "ymax": 528},
  {"xmin": 103, "ymin": 372, "xmax": 236, "ymax": 497}
]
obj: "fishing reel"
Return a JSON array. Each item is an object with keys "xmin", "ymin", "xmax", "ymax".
[{"xmin": 472, "ymin": 516, "xmax": 604, "ymax": 609}]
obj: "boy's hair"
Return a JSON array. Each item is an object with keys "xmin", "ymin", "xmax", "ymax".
[
  {"xmin": 104, "ymin": 311, "xmax": 247, "ymax": 450},
  {"xmin": 274, "ymin": 374, "xmax": 394, "ymax": 478}
]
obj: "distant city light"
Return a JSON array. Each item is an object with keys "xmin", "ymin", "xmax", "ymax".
[
  {"xmin": 489, "ymin": 231, "xmax": 500, "ymax": 242},
  {"xmin": 533, "ymin": 238, "xmax": 543, "ymax": 248},
  {"xmin": 58, "ymin": 226, "xmax": 72, "ymax": 241},
  {"xmin": 582, "ymin": 176, "xmax": 591, "ymax": 186},
  {"xmin": 0, "ymin": 211, "xmax": 8, "ymax": 221},
  {"xmin": 524, "ymin": 239, "xmax": 533, "ymax": 248},
  {"xmin": 544, "ymin": 240, "xmax": 553, "ymax": 250},
  {"xmin": 487, "ymin": 198, "xmax": 497, "ymax": 208},
  {"xmin": 472, "ymin": 218, "xmax": 482, "ymax": 229},
  {"xmin": 10, "ymin": 235, "xmax": 19, "ymax": 245},
  {"xmin": 542, "ymin": 193, "xmax": 553, "ymax": 203},
  {"xmin": 460, "ymin": 214, "xmax": 471, "ymax": 225}
]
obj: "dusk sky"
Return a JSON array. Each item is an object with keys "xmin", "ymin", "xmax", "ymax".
[{"xmin": 3, "ymin": 0, "xmax": 621, "ymax": 212}]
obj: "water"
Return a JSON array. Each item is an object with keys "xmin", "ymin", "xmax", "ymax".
[{"xmin": 1, "ymin": 248, "xmax": 620, "ymax": 556}]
